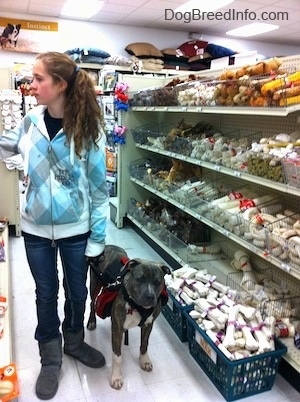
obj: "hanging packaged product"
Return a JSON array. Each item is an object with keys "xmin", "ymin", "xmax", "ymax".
[{"xmin": 0, "ymin": 363, "xmax": 19, "ymax": 401}]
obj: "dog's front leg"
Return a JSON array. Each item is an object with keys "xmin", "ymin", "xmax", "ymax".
[
  {"xmin": 139, "ymin": 323, "xmax": 154, "ymax": 372},
  {"xmin": 111, "ymin": 319, "xmax": 125, "ymax": 390}
]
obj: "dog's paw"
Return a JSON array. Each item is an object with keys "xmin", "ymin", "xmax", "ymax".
[
  {"xmin": 139, "ymin": 352, "xmax": 153, "ymax": 372},
  {"xmin": 110, "ymin": 375, "xmax": 123, "ymax": 390}
]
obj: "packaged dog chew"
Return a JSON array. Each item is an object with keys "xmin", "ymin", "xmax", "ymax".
[{"xmin": 0, "ymin": 363, "xmax": 19, "ymax": 401}]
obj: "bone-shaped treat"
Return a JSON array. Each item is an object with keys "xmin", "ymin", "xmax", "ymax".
[
  {"xmin": 195, "ymin": 271, "xmax": 230, "ymax": 294},
  {"xmin": 237, "ymin": 313, "xmax": 259, "ymax": 351},
  {"xmin": 222, "ymin": 304, "xmax": 240, "ymax": 350},
  {"xmin": 206, "ymin": 329, "xmax": 234, "ymax": 361},
  {"xmin": 249, "ymin": 317, "xmax": 273, "ymax": 353}
]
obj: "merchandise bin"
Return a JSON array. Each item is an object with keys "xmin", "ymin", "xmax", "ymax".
[
  {"xmin": 161, "ymin": 289, "xmax": 193, "ymax": 342},
  {"xmin": 226, "ymin": 269, "xmax": 300, "ymax": 319},
  {"xmin": 184, "ymin": 311, "xmax": 287, "ymax": 401},
  {"xmin": 282, "ymin": 156, "xmax": 300, "ymax": 188},
  {"xmin": 130, "ymin": 85, "xmax": 178, "ymax": 107},
  {"xmin": 169, "ymin": 232, "xmax": 224, "ymax": 264},
  {"xmin": 265, "ymin": 212, "xmax": 300, "ymax": 267},
  {"xmin": 176, "ymin": 78, "xmax": 217, "ymax": 107},
  {"xmin": 228, "ymin": 196, "xmax": 282, "ymax": 250},
  {"xmin": 128, "ymin": 156, "xmax": 172, "ymax": 183},
  {"xmin": 131, "ymin": 122, "xmax": 170, "ymax": 146},
  {"xmin": 247, "ymin": 152, "xmax": 285, "ymax": 183}
]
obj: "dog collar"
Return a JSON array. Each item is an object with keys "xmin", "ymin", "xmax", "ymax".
[{"xmin": 121, "ymin": 285, "xmax": 154, "ymax": 327}]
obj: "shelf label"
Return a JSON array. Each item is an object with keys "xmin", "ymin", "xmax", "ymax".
[
  {"xmin": 195, "ymin": 331, "xmax": 217, "ymax": 364},
  {"xmin": 196, "ymin": 107, "xmax": 202, "ymax": 112},
  {"xmin": 280, "ymin": 263, "xmax": 291, "ymax": 272},
  {"xmin": 233, "ymin": 171, "xmax": 241, "ymax": 177},
  {"xmin": 214, "ymin": 165, "xmax": 221, "ymax": 171}
]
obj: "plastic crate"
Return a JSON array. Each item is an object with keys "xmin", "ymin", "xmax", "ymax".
[
  {"xmin": 185, "ymin": 312, "xmax": 287, "ymax": 401},
  {"xmin": 161, "ymin": 290, "xmax": 193, "ymax": 342}
]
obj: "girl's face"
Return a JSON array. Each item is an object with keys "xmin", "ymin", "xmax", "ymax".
[{"xmin": 30, "ymin": 59, "xmax": 66, "ymax": 106}]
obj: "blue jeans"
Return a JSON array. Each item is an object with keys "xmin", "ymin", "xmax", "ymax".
[{"xmin": 22, "ymin": 231, "xmax": 90, "ymax": 343}]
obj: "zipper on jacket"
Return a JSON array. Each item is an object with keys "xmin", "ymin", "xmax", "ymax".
[{"xmin": 48, "ymin": 143, "xmax": 55, "ymax": 244}]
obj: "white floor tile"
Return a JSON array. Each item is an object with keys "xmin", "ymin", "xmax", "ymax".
[{"xmin": 7, "ymin": 217, "xmax": 300, "ymax": 401}]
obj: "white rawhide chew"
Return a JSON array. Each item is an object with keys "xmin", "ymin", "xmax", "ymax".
[
  {"xmin": 195, "ymin": 298, "xmax": 227, "ymax": 329},
  {"xmin": 237, "ymin": 313, "xmax": 259, "ymax": 351},
  {"xmin": 206, "ymin": 329, "xmax": 234, "ymax": 361},
  {"xmin": 222, "ymin": 304, "xmax": 240, "ymax": 350},
  {"xmin": 249, "ymin": 317, "xmax": 273, "ymax": 353}
]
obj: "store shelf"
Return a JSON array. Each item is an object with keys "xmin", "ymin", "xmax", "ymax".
[
  {"xmin": 136, "ymin": 144, "xmax": 300, "ymax": 195},
  {"xmin": 0, "ymin": 226, "xmax": 13, "ymax": 367},
  {"xmin": 127, "ymin": 211, "xmax": 300, "ymax": 373},
  {"xmin": 130, "ymin": 176, "xmax": 300, "ymax": 280},
  {"xmin": 131, "ymin": 104, "xmax": 300, "ymax": 117}
]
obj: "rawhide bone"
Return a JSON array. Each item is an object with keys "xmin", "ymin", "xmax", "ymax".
[{"xmin": 195, "ymin": 270, "xmax": 230, "ymax": 294}]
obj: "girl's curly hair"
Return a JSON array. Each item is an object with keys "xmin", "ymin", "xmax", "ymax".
[{"xmin": 36, "ymin": 51, "xmax": 105, "ymax": 156}]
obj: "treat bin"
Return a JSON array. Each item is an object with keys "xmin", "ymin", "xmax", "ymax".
[
  {"xmin": 184, "ymin": 312, "xmax": 287, "ymax": 401},
  {"xmin": 161, "ymin": 290, "xmax": 193, "ymax": 342}
]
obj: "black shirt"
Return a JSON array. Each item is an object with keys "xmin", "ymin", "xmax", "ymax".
[{"xmin": 44, "ymin": 108, "xmax": 63, "ymax": 141}]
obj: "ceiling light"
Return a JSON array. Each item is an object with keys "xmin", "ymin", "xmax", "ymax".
[
  {"xmin": 61, "ymin": 0, "xmax": 104, "ymax": 19},
  {"xmin": 226, "ymin": 23, "xmax": 279, "ymax": 37},
  {"xmin": 175, "ymin": 0, "xmax": 234, "ymax": 13}
]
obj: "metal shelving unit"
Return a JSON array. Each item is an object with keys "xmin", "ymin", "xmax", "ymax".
[
  {"xmin": 115, "ymin": 67, "xmax": 300, "ymax": 381},
  {"xmin": 0, "ymin": 226, "xmax": 13, "ymax": 367}
]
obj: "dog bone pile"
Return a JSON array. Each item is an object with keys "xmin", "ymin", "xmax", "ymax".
[{"xmin": 164, "ymin": 265, "xmax": 291, "ymax": 361}]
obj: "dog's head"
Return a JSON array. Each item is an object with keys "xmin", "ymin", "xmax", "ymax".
[
  {"xmin": 2, "ymin": 23, "xmax": 21, "ymax": 40},
  {"xmin": 122, "ymin": 259, "xmax": 170, "ymax": 309}
]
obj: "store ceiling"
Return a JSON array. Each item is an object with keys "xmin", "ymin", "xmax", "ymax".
[{"xmin": 1, "ymin": 0, "xmax": 300, "ymax": 45}]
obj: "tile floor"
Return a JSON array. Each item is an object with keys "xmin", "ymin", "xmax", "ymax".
[{"xmin": 8, "ymin": 214, "xmax": 300, "ymax": 401}]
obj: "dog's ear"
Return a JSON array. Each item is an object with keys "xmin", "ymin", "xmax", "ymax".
[
  {"xmin": 8, "ymin": 24, "xmax": 14, "ymax": 29},
  {"xmin": 16, "ymin": 24, "xmax": 21, "ymax": 30},
  {"xmin": 123, "ymin": 259, "xmax": 139, "ymax": 271},
  {"xmin": 161, "ymin": 265, "xmax": 171, "ymax": 276}
]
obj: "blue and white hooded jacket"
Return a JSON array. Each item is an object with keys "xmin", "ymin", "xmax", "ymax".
[{"xmin": 0, "ymin": 105, "xmax": 109, "ymax": 257}]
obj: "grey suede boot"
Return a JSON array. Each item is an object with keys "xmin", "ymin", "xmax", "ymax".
[
  {"xmin": 36, "ymin": 336, "xmax": 62, "ymax": 400},
  {"xmin": 63, "ymin": 328, "xmax": 105, "ymax": 368}
]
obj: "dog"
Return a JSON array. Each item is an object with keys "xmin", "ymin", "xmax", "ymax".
[
  {"xmin": 0, "ymin": 24, "xmax": 21, "ymax": 48},
  {"xmin": 87, "ymin": 245, "xmax": 170, "ymax": 390}
]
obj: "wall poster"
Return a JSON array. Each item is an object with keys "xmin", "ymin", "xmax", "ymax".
[{"xmin": 0, "ymin": 17, "xmax": 59, "ymax": 53}]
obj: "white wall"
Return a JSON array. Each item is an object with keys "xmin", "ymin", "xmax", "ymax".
[{"xmin": 0, "ymin": 12, "xmax": 299, "ymax": 67}]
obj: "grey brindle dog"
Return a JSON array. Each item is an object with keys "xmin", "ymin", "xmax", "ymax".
[{"xmin": 87, "ymin": 245, "xmax": 170, "ymax": 389}]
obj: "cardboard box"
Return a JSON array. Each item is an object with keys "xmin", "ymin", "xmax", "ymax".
[{"xmin": 106, "ymin": 148, "xmax": 117, "ymax": 172}]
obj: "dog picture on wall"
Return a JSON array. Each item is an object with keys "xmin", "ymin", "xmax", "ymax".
[
  {"xmin": 0, "ymin": 18, "xmax": 59, "ymax": 53},
  {"xmin": 0, "ymin": 23, "xmax": 21, "ymax": 49}
]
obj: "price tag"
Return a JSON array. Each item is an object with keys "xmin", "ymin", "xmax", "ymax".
[
  {"xmin": 233, "ymin": 171, "xmax": 241, "ymax": 177},
  {"xmin": 214, "ymin": 165, "xmax": 221, "ymax": 171},
  {"xmin": 195, "ymin": 330, "xmax": 217, "ymax": 364},
  {"xmin": 181, "ymin": 107, "xmax": 187, "ymax": 111},
  {"xmin": 196, "ymin": 107, "xmax": 202, "ymax": 112},
  {"xmin": 281, "ymin": 263, "xmax": 291, "ymax": 272}
]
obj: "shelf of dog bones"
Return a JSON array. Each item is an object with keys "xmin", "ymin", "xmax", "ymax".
[
  {"xmin": 126, "ymin": 149, "xmax": 300, "ymax": 370},
  {"xmin": 127, "ymin": 107, "xmax": 300, "ymax": 274},
  {"xmin": 124, "ymin": 103, "xmax": 300, "ymax": 373},
  {"xmin": 127, "ymin": 184, "xmax": 300, "ymax": 370}
]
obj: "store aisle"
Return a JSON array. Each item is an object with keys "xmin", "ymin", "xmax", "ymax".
[{"xmin": 9, "ymin": 216, "xmax": 300, "ymax": 402}]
